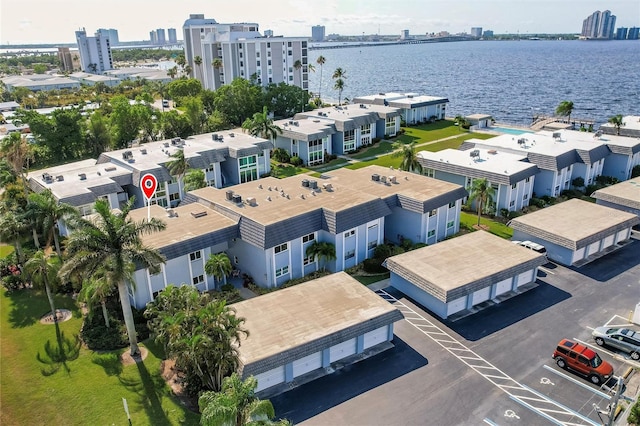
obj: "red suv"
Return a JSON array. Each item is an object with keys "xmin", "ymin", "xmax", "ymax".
[{"xmin": 552, "ymin": 339, "xmax": 613, "ymax": 385}]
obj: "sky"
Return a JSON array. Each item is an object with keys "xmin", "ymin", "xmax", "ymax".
[{"xmin": 1, "ymin": 0, "xmax": 639, "ymax": 44}]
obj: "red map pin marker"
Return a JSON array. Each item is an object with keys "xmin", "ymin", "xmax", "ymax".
[{"xmin": 140, "ymin": 173, "xmax": 158, "ymax": 200}]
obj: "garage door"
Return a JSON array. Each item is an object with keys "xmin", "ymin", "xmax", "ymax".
[
  {"xmin": 616, "ymin": 229, "xmax": 629, "ymax": 243},
  {"xmin": 586, "ymin": 241, "xmax": 600, "ymax": 256},
  {"xmin": 572, "ymin": 247, "xmax": 585, "ymax": 263},
  {"xmin": 494, "ymin": 277, "xmax": 513, "ymax": 296},
  {"xmin": 292, "ymin": 352, "xmax": 322, "ymax": 378},
  {"xmin": 254, "ymin": 366, "xmax": 285, "ymax": 392},
  {"xmin": 329, "ymin": 338, "xmax": 357, "ymax": 362},
  {"xmin": 517, "ymin": 270, "xmax": 534, "ymax": 287},
  {"xmin": 602, "ymin": 234, "xmax": 615, "ymax": 249},
  {"xmin": 363, "ymin": 326, "xmax": 389, "ymax": 350},
  {"xmin": 447, "ymin": 296, "xmax": 467, "ymax": 316},
  {"xmin": 472, "ymin": 287, "xmax": 491, "ymax": 305}
]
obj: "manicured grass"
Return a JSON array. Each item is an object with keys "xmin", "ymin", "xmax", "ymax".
[
  {"xmin": 0, "ymin": 288, "xmax": 200, "ymax": 426},
  {"xmin": 271, "ymin": 162, "xmax": 311, "ymax": 178},
  {"xmin": 0, "ymin": 244, "xmax": 14, "ymax": 259},
  {"xmin": 395, "ymin": 120, "xmax": 470, "ymax": 144},
  {"xmin": 417, "ymin": 132, "xmax": 495, "ymax": 152},
  {"xmin": 352, "ymin": 273, "xmax": 390, "ymax": 286},
  {"xmin": 350, "ymin": 141, "xmax": 395, "ymax": 159},
  {"xmin": 346, "ymin": 154, "xmax": 403, "ymax": 170},
  {"xmin": 459, "ymin": 212, "xmax": 514, "ymax": 239}
]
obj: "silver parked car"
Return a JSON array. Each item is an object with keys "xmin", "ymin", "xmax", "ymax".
[{"xmin": 592, "ymin": 327, "xmax": 640, "ymax": 360}]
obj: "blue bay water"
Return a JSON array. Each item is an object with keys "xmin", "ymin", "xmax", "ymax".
[{"xmin": 308, "ymin": 40, "xmax": 639, "ymax": 126}]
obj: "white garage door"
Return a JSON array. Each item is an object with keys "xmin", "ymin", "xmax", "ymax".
[
  {"xmin": 329, "ymin": 338, "xmax": 357, "ymax": 362},
  {"xmin": 472, "ymin": 287, "xmax": 491, "ymax": 305},
  {"xmin": 517, "ymin": 270, "xmax": 534, "ymax": 287},
  {"xmin": 447, "ymin": 296, "xmax": 467, "ymax": 316},
  {"xmin": 363, "ymin": 326, "xmax": 388, "ymax": 350},
  {"xmin": 616, "ymin": 229, "xmax": 629, "ymax": 243},
  {"xmin": 292, "ymin": 352, "xmax": 322, "ymax": 378},
  {"xmin": 572, "ymin": 247, "xmax": 586, "ymax": 263},
  {"xmin": 586, "ymin": 241, "xmax": 600, "ymax": 256},
  {"xmin": 254, "ymin": 366, "xmax": 285, "ymax": 392},
  {"xmin": 602, "ymin": 234, "xmax": 615, "ymax": 249},
  {"xmin": 494, "ymin": 277, "xmax": 513, "ymax": 296}
]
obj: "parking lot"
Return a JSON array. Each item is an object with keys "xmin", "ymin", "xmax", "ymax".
[{"xmin": 271, "ymin": 239, "xmax": 640, "ymax": 425}]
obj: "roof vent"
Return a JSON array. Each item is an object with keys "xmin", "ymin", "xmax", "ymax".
[
  {"xmin": 258, "ymin": 184, "xmax": 263, "ymax": 189},
  {"xmin": 122, "ymin": 150, "xmax": 133, "ymax": 160},
  {"xmin": 42, "ymin": 173, "xmax": 53, "ymax": 183},
  {"xmin": 388, "ymin": 176, "xmax": 397, "ymax": 184},
  {"xmin": 246, "ymin": 197, "xmax": 257, "ymax": 206},
  {"xmin": 190, "ymin": 211, "xmax": 208, "ymax": 218},
  {"xmin": 56, "ymin": 175, "xmax": 64, "ymax": 182},
  {"xmin": 266, "ymin": 196, "xmax": 271, "ymax": 201},
  {"xmin": 470, "ymin": 149, "xmax": 480, "ymax": 159},
  {"xmin": 166, "ymin": 208, "xmax": 176, "ymax": 217},
  {"xmin": 171, "ymin": 137, "xmax": 182, "ymax": 146},
  {"xmin": 140, "ymin": 148, "xmax": 147, "ymax": 154},
  {"xmin": 488, "ymin": 150, "xmax": 498, "ymax": 155},
  {"xmin": 232, "ymin": 194, "xmax": 242, "ymax": 204},
  {"xmin": 371, "ymin": 174, "xmax": 380, "ymax": 182},
  {"xmin": 212, "ymin": 133, "xmax": 219, "ymax": 141},
  {"xmin": 78, "ymin": 173, "xmax": 87, "ymax": 180},
  {"xmin": 380, "ymin": 175, "xmax": 387, "ymax": 183},
  {"xmin": 163, "ymin": 142, "xmax": 170, "ymax": 147},
  {"xmin": 104, "ymin": 166, "xmax": 116, "ymax": 172},
  {"xmin": 225, "ymin": 190, "xmax": 234, "ymax": 201},
  {"xmin": 322, "ymin": 183, "xmax": 332, "ymax": 190},
  {"xmin": 301, "ymin": 179, "xmax": 310, "ymax": 187},
  {"xmin": 229, "ymin": 132, "xmax": 235, "ymax": 137}
]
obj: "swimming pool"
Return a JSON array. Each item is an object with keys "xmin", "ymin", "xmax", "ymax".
[{"xmin": 490, "ymin": 126, "xmax": 530, "ymax": 135}]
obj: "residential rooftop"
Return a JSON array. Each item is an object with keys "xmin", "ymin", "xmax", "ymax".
[
  {"xmin": 295, "ymin": 103, "xmax": 400, "ymax": 131},
  {"xmin": 592, "ymin": 180, "xmax": 640, "ymax": 211},
  {"xmin": 384, "ymin": 231, "xmax": 547, "ymax": 302},
  {"xmin": 232, "ymin": 272, "xmax": 402, "ymax": 369},
  {"xmin": 274, "ymin": 117, "xmax": 334, "ymax": 141},
  {"xmin": 353, "ymin": 92, "xmax": 449, "ymax": 107},
  {"xmin": 600, "ymin": 115, "xmax": 640, "ymax": 132},
  {"xmin": 509, "ymin": 198, "xmax": 639, "ymax": 248}
]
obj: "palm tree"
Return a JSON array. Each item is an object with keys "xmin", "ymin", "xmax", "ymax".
[
  {"xmin": 293, "ymin": 59, "xmax": 302, "ymax": 82},
  {"xmin": 194, "ymin": 55, "xmax": 203, "ymax": 77},
  {"xmin": 0, "ymin": 132, "xmax": 34, "ymax": 195},
  {"xmin": 555, "ymin": 101, "xmax": 574, "ymax": 124},
  {"xmin": 393, "ymin": 143, "xmax": 423, "ymax": 174},
  {"xmin": 199, "ymin": 373, "xmax": 280, "ymax": 426},
  {"xmin": 184, "ymin": 169, "xmax": 207, "ymax": 191},
  {"xmin": 241, "ymin": 106, "xmax": 282, "ymax": 140},
  {"xmin": 24, "ymin": 248, "xmax": 61, "ymax": 323},
  {"xmin": 166, "ymin": 149, "xmax": 189, "ymax": 200},
  {"xmin": 316, "ymin": 55, "xmax": 326, "ymax": 103},
  {"xmin": 607, "ymin": 114, "xmax": 624, "ymax": 135},
  {"xmin": 0, "ymin": 211, "xmax": 28, "ymax": 264},
  {"xmin": 332, "ymin": 67, "xmax": 346, "ymax": 105},
  {"xmin": 467, "ymin": 178, "xmax": 496, "ymax": 226},
  {"xmin": 27, "ymin": 190, "xmax": 79, "ymax": 257},
  {"xmin": 212, "ymin": 58, "xmax": 223, "ymax": 71},
  {"xmin": 305, "ymin": 241, "xmax": 336, "ymax": 272},
  {"xmin": 77, "ymin": 267, "xmax": 118, "ymax": 328},
  {"xmin": 59, "ymin": 198, "xmax": 166, "ymax": 356},
  {"xmin": 167, "ymin": 66, "xmax": 178, "ymax": 80},
  {"xmin": 205, "ymin": 252, "xmax": 232, "ymax": 289}
]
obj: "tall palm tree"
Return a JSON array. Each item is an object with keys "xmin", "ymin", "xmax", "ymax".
[
  {"xmin": 0, "ymin": 211, "xmax": 28, "ymax": 264},
  {"xmin": 316, "ymin": 55, "xmax": 326, "ymax": 103},
  {"xmin": 393, "ymin": 143, "xmax": 423, "ymax": 174},
  {"xmin": 332, "ymin": 67, "xmax": 346, "ymax": 105},
  {"xmin": 607, "ymin": 114, "xmax": 624, "ymax": 135},
  {"xmin": 293, "ymin": 59, "xmax": 302, "ymax": 81},
  {"xmin": 212, "ymin": 58, "xmax": 223, "ymax": 71},
  {"xmin": 167, "ymin": 66, "xmax": 178, "ymax": 80},
  {"xmin": 24, "ymin": 248, "xmax": 61, "ymax": 323},
  {"xmin": 59, "ymin": 198, "xmax": 166, "ymax": 356},
  {"xmin": 241, "ymin": 106, "xmax": 282, "ymax": 141},
  {"xmin": 0, "ymin": 131, "xmax": 34, "ymax": 196},
  {"xmin": 205, "ymin": 252, "xmax": 232, "ymax": 289},
  {"xmin": 305, "ymin": 241, "xmax": 336, "ymax": 272},
  {"xmin": 77, "ymin": 266, "xmax": 119, "ymax": 328},
  {"xmin": 194, "ymin": 55, "xmax": 203, "ymax": 77},
  {"xmin": 199, "ymin": 373, "xmax": 280, "ymax": 426},
  {"xmin": 468, "ymin": 178, "xmax": 496, "ymax": 226},
  {"xmin": 166, "ymin": 149, "xmax": 189, "ymax": 200},
  {"xmin": 555, "ymin": 100, "xmax": 574, "ymax": 124},
  {"xmin": 27, "ymin": 190, "xmax": 79, "ymax": 257}
]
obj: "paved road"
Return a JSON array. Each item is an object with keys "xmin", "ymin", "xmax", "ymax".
[{"xmin": 271, "ymin": 239, "xmax": 640, "ymax": 425}]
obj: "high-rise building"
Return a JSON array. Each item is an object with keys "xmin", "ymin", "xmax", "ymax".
[
  {"xmin": 57, "ymin": 47, "xmax": 74, "ymax": 72},
  {"xmin": 400, "ymin": 29, "xmax": 409, "ymax": 40},
  {"xmin": 168, "ymin": 28, "xmax": 177, "ymax": 43},
  {"xmin": 581, "ymin": 10, "xmax": 616, "ymax": 39},
  {"xmin": 75, "ymin": 28, "xmax": 113, "ymax": 73},
  {"xmin": 311, "ymin": 25, "xmax": 325, "ymax": 42},
  {"xmin": 615, "ymin": 27, "xmax": 628, "ymax": 40},
  {"xmin": 483, "ymin": 30, "xmax": 494, "ymax": 38},
  {"xmin": 471, "ymin": 27, "xmax": 483, "ymax": 38},
  {"xmin": 628, "ymin": 27, "xmax": 640, "ymax": 40},
  {"xmin": 97, "ymin": 28, "xmax": 119, "ymax": 45},
  {"xmin": 182, "ymin": 14, "xmax": 309, "ymax": 91},
  {"xmin": 156, "ymin": 28, "xmax": 166, "ymax": 45}
]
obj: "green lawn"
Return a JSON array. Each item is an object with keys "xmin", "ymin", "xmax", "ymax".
[
  {"xmin": 459, "ymin": 212, "xmax": 514, "ymax": 239},
  {"xmin": 394, "ymin": 120, "xmax": 471, "ymax": 144},
  {"xmin": 271, "ymin": 162, "xmax": 311, "ymax": 178},
  {"xmin": 0, "ymin": 244, "xmax": 14, "ymax": 259},
  {"xmin": 352, "ymin": 273, "xmax": 390, "ymax": 286},
  {"xmin": 0, "ymin": 288, "xmax": 200, "ymax": 426},
  {"xmin": 350, "ymin": 141, "xmax": 395, "ymax": 159}
]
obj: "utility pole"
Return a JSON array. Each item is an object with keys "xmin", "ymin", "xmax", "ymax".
[{"xmin": 595, "ymin": 376, "xmax": 634, "ymax": 426}]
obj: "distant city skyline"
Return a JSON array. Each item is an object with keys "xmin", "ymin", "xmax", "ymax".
[{"xmin": 1, "ymin": 0, "xmax": 639, "ymax": 44}]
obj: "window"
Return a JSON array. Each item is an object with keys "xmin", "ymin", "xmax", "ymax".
[
  {"xmin": 256, "ymin": 52, "xmax": 260, "ymax": 58},
  {"xmin": 267, "ymin": 42, "xmax": 271, "ymax": 48},
  {"xmin": 205, "ymin": 164, "xmax": 215, "ymax": 173},
  {"xmin": 511, "ymin": 183, "xmax": 517, "ymax": 189},
  {"xmin": 429, "ymin": 209, "xmax": 437, "ymax": 217},
  {"xmin": 345, "ymin": 250, "xmax": 355, "ymax": 260},
  {"xmin": 268, "ymin": 59, "xmax": 272, "ymax": 66},
  {"xmin": 287, "ymin": 41, "xmax": 292, "ymax": 47},
  {"xmin": 344, "ymin": 229, "xmax": 355, "ymax": 238},
  {"xmin": 361, "ymin": 123, "xmax": 371, "ymax": 135},
  {"xmin": 344, "ymin": 129, "xmax": 355, "ymax": 152},
  {"xmin": 509, "ymin": 200, "xmax": 515, "ymax": 207},
  {"xmin": 189, "ymin": 251, "xmax": 202, "ymax": 262},
  {"xmin": 523, "ymin": 193, "xmax": 528, "ymax": 200},
  {"xmin": 425, "ymin": 169, "xmax": 435, "ymax": 178},
  {"xmin": 303, "ymin": 256, "xmax": 315, "ymax": 266},
  {"xmin": 302, "ymin": 233, "xmax": 315, "ymax": 243},
  {"xmin": 256, "ymin": 60, "xmax": 260, "ymax": 67},
  {"xmin": 447, "ymin": 220, "xmax": 454, "ymax": 229},
  {"xmin": 274, "ymin": 243, "xmax": 288, "ymax": 254},
  {"xmin": 169, "ymin": 192, "xmax": 180, "ymax": 202},
  {"xmin": 239, "ymin": 155, "xmax": 258, "ymax": 183},
  {"xmin": 308, "ymin": 138, "xmax": 324, "ymax": 166},
  {"xmin": 525, "ymin": 177, "xmax": 531, "ymax": 183},
  {"xmin": 275, "ymin": 265, "xmax": 289, "ymax": 277},
  {"xmin": 192, "ymin": 275, "xmax": 204, "ymax": 285},
  {"xmin": 428, "ymin": 229, "xmax": 436, "ymax": 237},
  {"xmin": 368, "ymin": 241, "xmax": 377, "ymax": 250},
  {"xmin": 448, "ymin": 201, "xmax": 456, "ymax": 209}
]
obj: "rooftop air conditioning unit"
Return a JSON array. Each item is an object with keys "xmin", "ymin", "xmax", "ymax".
[
  {"xmin": 359, "ymin": 104, "xmax": 366, "ymax": 108},
  {"xmin": 42, "ymin": 173, "xmax": 53, "ymax": 183},
  {"xmin": 232, "ymin": 194, "xmax": 242, "ymax": 204},
  {"xmin": 166, "ymin": 209, "xmax": 175, "ymax": 218},
  {"xmin": 380, "ymin": 176, "xmax": 387, "ymax": 183},
  {"xmin": 301, "ymin": 179, "xmax": 309, "ymax": 187},
  {"xmin": 104, "ymin": 166, "xmax": 116, "ymax": 172},
  {"xmin": 56, "ymin": 175, "xmax": 64, "ymax": 182},
  {"xmin": 171, "ymin": 137, "xmax": 181, "ymax": 145},
  {"xmin": 470, "ymin": 149, "xmax": 480, "ymax": 158},
  {"xmin": 388, "ymin": 176, "xmax": 397, "ymax": 184},
  {"xmin": 163, "ymin": 142, "xmax": 170, "ymax": 147},
  {"xmin": 322, "ymin": 183, "xmax": 333, "ymax": 190},
  {"xmin": 246, "ymin": 197, "xmax": 257, "ymax": 206},
  {"xmin": 371, "ymin": 174, "xmax": 380, "ymax": 182},
  {"xmin": 552, "ymin": 132, "xmax": 561, "ymax": 140},
  {"xmin": 140, "ymin": 148, "xmax": 147, "ymax": 154},
  {"xmin": 122, "ymin": 150, "xmax": 133, "ymax": 160},
  {"xmin": 289, "ymin": 120, "xmax": 295, "ymax": 125},
  {"xmin": 225, "ymin": 190, "xmax": 234, "ymax": 201},
  {"xmin": 212, "ymin": 134, "xmax": 219, "ymax": 141},
  {"xmin": 78, "ymin": 173, "xmax": 87, "ymax": 180},
  {"xmin": 229, "ymin": 132, "xmax": 235, "ymax": 137},
  {"xmin": 318, "ymin": 111, "xmax": 323, "ymax": 116},
  {"xmin": 308, "ymin": 180, "xmax": 318, "ymax": 189}
]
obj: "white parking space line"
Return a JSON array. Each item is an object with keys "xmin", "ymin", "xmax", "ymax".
[
  {"xmin": 542, "ymin": 365, "xmax": 612, "ymax": 400},
  {"xmin": 377, "ymin": 289, "xmax": 599, "ymax": 426}
]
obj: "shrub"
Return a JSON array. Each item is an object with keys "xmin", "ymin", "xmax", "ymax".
[
  {"xmin": 631, "ymin": 165, "xmax": 640, "ymax": 178},
  {"xmin": 400, "ymin": 237, "xmax": 414, "ymax": 252},
  {"xmin": 289, "ymin": 155, "xmax": 303, "ymax": 166},
  {"xmin": 220, "ymin": 283, "xmax": 235, "ymax": 292},
  {"xmin": 585, "ymin": 184, "xmax": 600, "ymax": 196},
  {"xmin": 372, "ymin": 137, "xmax": 381, "ymax": 143},
  {"xmin": 373, "ymin": 244, "xmax": 393, "ymax": 260},
  {"xmin": 81, "ymin": 315, "xmax": 128, "ymax": 350},
  {"xmin": 363, "ymin": 258, "xmax": 388, "ymax": 274},
  {"xmin": 499, "ymin": 208, "xmax": 510, "ymax": 218},
  {"xmin": 571, "ymin": 177, "xmax": 585, "ymax": 188},
  {"xmin": 2, "ymin": 274, "xmax": 24, "ymax": 292},
  {"xmin": 628, "ymin": 398, "xmax": 640, "ymax": 425},
  {"xmin": 560, "ymin": 189, "xmax": 584, "ymax": 199},
  {"xmin": 507, "ymin": 211, "xmax": 523, "ymax": 220},
  {"xmin": 272, "ymin": 147, "xmax": 290, "ymax": 163},
  {"xmin": 529, "ymin": 197, "xmax": 545, "ymax": 208}
]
